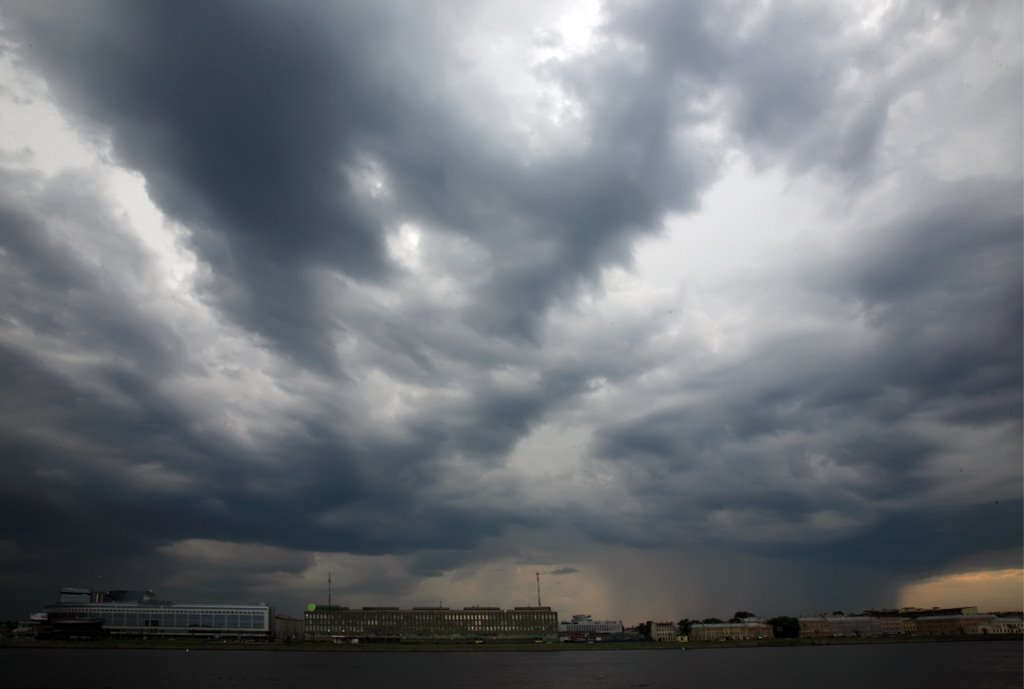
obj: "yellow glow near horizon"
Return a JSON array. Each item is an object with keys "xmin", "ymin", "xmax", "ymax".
[{"xmin": 900, "ymin": 568, "xmax": 1024, "ymax": 612}]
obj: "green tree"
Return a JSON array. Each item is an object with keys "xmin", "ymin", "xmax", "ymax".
[
  {"xmin": 678, "ymin": 618, "xmax": 694, "ymax": 635},
  {"xmin": 701, "ymin": 617, "xmax": 723, "ymax": 624},
  {"xmin": 768, "ymin": 616, "xmax": 801, "ymax": 639}
]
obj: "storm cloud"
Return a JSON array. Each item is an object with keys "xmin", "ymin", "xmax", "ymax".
[{"xmin": 0, "ymin": 0, "xmax": 1020, "ymax": 620}]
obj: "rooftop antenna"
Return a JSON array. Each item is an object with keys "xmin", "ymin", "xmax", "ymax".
[
  {"xmin": 536, "ymin": 571, "xmax": 542, "ymax": 607},
  {"xmin": 328, "ymin": 571, "xmax": 332, "ymax": 607}
]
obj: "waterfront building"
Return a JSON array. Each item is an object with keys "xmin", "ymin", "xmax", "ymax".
[
  {"xmin": 42, "ymin": 587, "xmax": 272, "ymax": 639},
  {"xmin": 801, "ymin": 607, "xmax": 1018, "ymax": 638},
  {"xmin": 878, "ymin": 617, "xmax": 905, "ymax": 635},
  {"xmin": 826, "ymin": 615, "xmax": 883, "ymax": 638},
  {"xmin": 798, "ymin": 615, "xmax": 885, "ymax": 638},
  {"xmin": 650, "ymin": 622, "xmax": 679, "ymax": 642},
  {"xmin": 304, "ymin": 605, "xmax": 558, "ymax": 642},
  {"xmin": 993, "ymin": 617, "xmax": 1023, "ymax": 634},
  {"xmin": 271, "ymin": 612, "xmax": 303, "ymax": 642},
  {"xmin": 898, "ymin": 606, "xmax": 979, "ymax": 617},
  {"xmin": 915, "ymin": 614, "xmax": 1000, "ymax": 636},
  {"xmin": 689, "ymin": 621, "xmax": 773, "ymax": 641},
  {"xmin": 558, "ymin": 614, "xmax": 624, "ymax": 641},
  {"xmin": 798, "ymin": 617, "xmax": 831, "ymax": 638}
]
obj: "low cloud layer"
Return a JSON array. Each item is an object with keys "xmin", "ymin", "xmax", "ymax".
[{"xmin": 0, "ymin": 0, "xmax": 1020, "ymax": 619}]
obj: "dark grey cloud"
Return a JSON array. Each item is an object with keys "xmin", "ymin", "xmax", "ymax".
[
  {"xmin": 592, "ymin": 177, "xmax": 1022, "ymax": 553},
  {"xmin": 0, "ymin": 0, "xmax": 715, "ymax": 362},
  {"xmin": 0, "ymin": 0, "xmax": 1020, "ymax": 619},
  {"xmin": 0, "ymin": 165, "xmax": 537, "ymax": 603},
  {"xmin": 4, "ymin": 0, "xmax": 408, "ymax": 369}
]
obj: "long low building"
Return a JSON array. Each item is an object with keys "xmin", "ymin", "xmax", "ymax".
[
  {"xmin": 799, "ymin": 611, "xmax": 1023, "ymax": 638},
  {"xmin": 914, "ymin": 614, "xmax": 1003, "ymax": 636},
  {"xmin": 42, "ymin": 587, "xmax": 273, "ymax": 639},
  {"xmin": 799, "ymin": 616, "xmax": 885, "ymax": 638},
  {"xmin": 689, "ymin": 621, "xmax": 773, "ymax": 641},
  {"xmin": 304, "ymin": 605, "xmax": 558, "ymax": 642}
]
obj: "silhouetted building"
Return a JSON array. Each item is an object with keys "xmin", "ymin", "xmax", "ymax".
[
  {"xmin": 271, "ymin": 613, "xmax": 303, "ymax": 642},
  {"xmin": 798, "ymin": 617, "xmax": 831, "ymax": 638},
  {"xmin": 897, "ymin": 606, "xmax": 978, "ymax": 617},
  {"xmin": 304, "ymin": 605, "xmax": 558, "ymax": 642}
]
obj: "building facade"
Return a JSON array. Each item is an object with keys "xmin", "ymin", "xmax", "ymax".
[
  {"xmin": 993, "ymin": 617, "xmax": 1023, "ymax": 634},
  {"xmin": 558, "ymin": 614, "xmax": 624, "ymax": 640},
  {"xmin": 271, "ymin": 613, "xmax": 303, "ymax": 642},
  {"xmin": 826, "ymin": 616, "xmax": 883, "ymax": 637},
  {"xmin": 878, "ymin": 617, "xmax": 905, "ymax": 635},
  {"xmin": 44, "ymin": 589, "xmax": 271, "ymax": 639},
  {"xmin": 798, "ymin": 617, "xmax": 831, "ymax": 638},
  {"xmin": 304, "ymin": 605, "xmax": 558, "ymax": 642},
  {"xmin": 798, "ymin": 615, "xmax": 883, "ymax": 638},
  {"xmin": 799, "ymin": 610, "xmax": 1022, "ymax": 638},
  {"xmin": 689, "ymin": 622, "xmax": 773, "ymax": 641},
  {"xmin": 914, "ymin": 614, "xmax": 1000, "ymax": 636},
  {"xmin": 650, "ymin": 622, "xmax": 679, "ymax": 641}
]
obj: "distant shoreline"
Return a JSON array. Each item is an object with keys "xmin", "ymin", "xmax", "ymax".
[{"xmin": 2, "ymin": 635, "xmax": 1020, "ymax": 653}]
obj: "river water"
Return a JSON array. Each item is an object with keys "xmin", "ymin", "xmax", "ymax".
[{"xmin": 4, "ymin": 641, "xmax": 1021, "ymax": 689}]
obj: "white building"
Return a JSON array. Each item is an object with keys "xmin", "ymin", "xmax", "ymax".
[
  {"xmin": 558, "ymin": 614, "xmax": 624, "ymax": 640},
  {"xmin": 650, "ymin": 622, "xmax": 678, "ymax": 641},
  {"xmin": 44, "ymin": 588, "xmax": 271, "ymax": 639},
  {"xmin": 994, "ymin": 617, "xmax": 1023, "ymax": 634}
]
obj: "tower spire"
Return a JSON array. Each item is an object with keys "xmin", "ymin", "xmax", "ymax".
[{"xmin": 536, "ymin": 571, "xmax": 542, "ymax": 607}]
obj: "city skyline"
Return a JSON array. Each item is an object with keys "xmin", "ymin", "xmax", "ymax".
[
  {"xmin": 30, "ymin": 580, "xmax": 1022, "ymax": 627},
  {"xmin": 0, "ymin": 0, "xmax": 1020, "ymax": 623}
]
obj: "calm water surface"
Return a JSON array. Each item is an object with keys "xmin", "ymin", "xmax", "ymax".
[{"xmin": 4, "ymin": 641, "xmax": 1021, "ymax": 689}]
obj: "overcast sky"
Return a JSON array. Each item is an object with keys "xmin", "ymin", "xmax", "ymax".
[{"xmin": 0, "ymin": 0, "xmax": 1020, "ymax": 622}]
